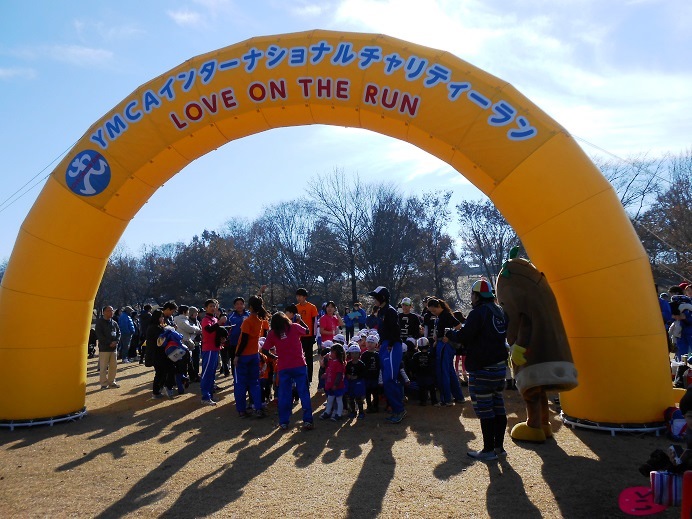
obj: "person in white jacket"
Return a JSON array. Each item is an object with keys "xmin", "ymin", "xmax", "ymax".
[{"xmin": 174, "ymin": 305, "xmax": 202, "ymax": 382}]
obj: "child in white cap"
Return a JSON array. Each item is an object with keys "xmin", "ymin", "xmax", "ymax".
[
  {"xmin": 361, "ymin": 334, "xmax": 381, "ymax": 413},
  {"xmin": 345, "ymin": 344, "xmax": 367, "ymax": 419}
]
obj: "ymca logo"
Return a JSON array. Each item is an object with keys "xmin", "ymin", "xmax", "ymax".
[{"xmin": 65, "ymin": 150, "xmax": 111, "ymax": 196}]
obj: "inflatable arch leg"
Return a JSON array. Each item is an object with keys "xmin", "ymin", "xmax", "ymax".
[{"xmin": 0, "ymin": 30, "xmax": 671, "ymax": 424}]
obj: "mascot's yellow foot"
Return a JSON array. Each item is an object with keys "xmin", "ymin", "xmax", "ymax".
[
  {"xmin": 511, "ymin": 422, "xmax": 546, "ymax": 443},
  {"xmin": 542, "ymin": 424, "xmax": 553, "ymax": 439}
]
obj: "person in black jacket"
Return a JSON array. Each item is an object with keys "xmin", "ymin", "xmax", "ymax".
[
  {"xmin": 445, "ymin": 280, "xmax": 509, "ymax": 461},
  {"xmin": 368, "ymin": 286, "xmax": 406, "ymax": 424},
  {"xmin": 147, "ymin": 303, "xmax": 178, "ymax": 398}
]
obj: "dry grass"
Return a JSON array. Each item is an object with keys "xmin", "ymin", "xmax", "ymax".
[{"xmin": 0, "ymin": 358, "xmax": 680, "ymax": 518}]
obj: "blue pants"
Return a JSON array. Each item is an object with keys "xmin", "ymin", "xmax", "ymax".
[
  {"xmin": 379, "ymin": 340, "xmax": 404, "ymax": 414},
  {"xmin": 677, "ymin": 334, "xmax": 692, "ymax": 359},
  {"xmin": 234, "ymin": 354, "xmax": 262, "ymax": 413},
  {"xmin": 436, "ymin": 341, "xmax": 464, "ymax": 404},
  {"xmin": 118, "ymin": 333, "xmax": 132, "ymax": 359},
  {"xmin": 200, "ymin": 350, "xmax": 219, "ymax": 401},
  {"xmin": 278, "ymin": 366, "xmax": 313, "ymax": 425}
]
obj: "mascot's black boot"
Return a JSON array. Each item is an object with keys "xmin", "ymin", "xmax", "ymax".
[{"xmin": 494, "ymin": 414, "xmax": 508, "ymax": 451}]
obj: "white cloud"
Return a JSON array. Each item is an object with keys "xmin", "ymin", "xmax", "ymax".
[
  {"xmin": 44, "ymin": 44, "xmax": 113, "ymax": 66},
  {"xmin": 0, "ymin": 67, "xmax": 36, "ymax": 80},
  {"xmin": 290, "ymin": 2, "xmax": 325, "ymax": 17},
  {"xmin": 329, "ymin": 0, "xmax": 692, "ymax": 158},
  {"xmin": 167, "ymin": 8, "xmax": 204, "ymax": 27}
]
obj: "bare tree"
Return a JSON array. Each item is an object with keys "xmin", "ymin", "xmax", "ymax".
[
  {"xmin": 635, "ymin": 150, "xmax": 692, "ymax": 283},
  {"xmin": 0, "ymin": 258, "xmax": 7, "ymax": 284},
  {"xmin": 595, "ymin": 154, "xmax": 663, "ymax": 219},
  {"xmin": 308, "ymin": 168, "xmax": 369, "ymax": 304},
  {"xmin": 456, "ymin": 199, "xmax": 521, "ymax": 281},
  {"xmin": 358, "ymin": 184, "xmax": 423, "ymax": 302},
  {"xmin": 417, "ymin": 190, "xmax": 457, "ymax": 299}
]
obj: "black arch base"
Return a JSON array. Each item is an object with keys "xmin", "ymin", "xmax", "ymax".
[
  {"xmin": 0, "ymin": 407, "xmax": 87, "ymax": 431},
  {"xmin": 560, "ymin": 412, "xmax": 665, "ymax": 437}
]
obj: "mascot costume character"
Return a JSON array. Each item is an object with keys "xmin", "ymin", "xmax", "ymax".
[{"xmin": 496, "ymin": 248, "xmax": 578, "ymax": 442}]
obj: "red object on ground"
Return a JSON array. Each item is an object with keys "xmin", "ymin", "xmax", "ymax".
[{"xmin": 618, "ymin": 486, "xmax": 667, "ymax": 516}]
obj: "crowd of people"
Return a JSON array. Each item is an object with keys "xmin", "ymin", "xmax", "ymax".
[
  {"xmin": 659, "ymin": 282, "xmax": 692, "ymax": 388},
  {"xmin": 93, "ymin": 281, "xmax": 516, "ymax": 460}
]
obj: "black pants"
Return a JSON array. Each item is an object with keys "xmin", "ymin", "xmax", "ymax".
[
  {"xmin": 300, "ymin": 335, "xmax": 315, "ymax": 383},
  {"xmin": 220, "ymin": 346, "xmax": 231, "ymax": 377},
  {"xmin": 365, "ymin": 380, "xmax": 380, "ymax": 411},
  {"xmin": 418, "ymin": 377, "xmax": 438, "ymax": 405},
  {"xmin": 190, "ymin": 345, "xmax": 200, "ymax": 379},
  {"xmin": 153, "ymin": 358, "xmax": 175, "ymax": 394}
]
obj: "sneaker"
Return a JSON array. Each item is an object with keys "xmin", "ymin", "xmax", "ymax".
[
  {"xmin": 302, "ymin": 421, "xmax": 314, "ymax": 431},
  {"xmin": 100, "ymin": 385, "xmax": 108, "ymax": 390},
  {"xmin": 494, "ymin": 447, "xmax": 508, "ymax": 457},
  {"xmin": 320, "ymin": 412, "xmax": 331, "ymax": 420},
  {"xmin": 238, "ymin": 410, "xmax": 250, "ymax": 418},
  {"xmin": 444, "ymin": 402, "xmax": 454, "ymax": 407},
  {"xmin": 433, "ymin": 402, "xmax": 443, "ymax": 407},
  {"xmin": 122, "ymin": 358, "xmax": 130, "ymax": 363},
  {"xmin": 330, "ymin": 414, "xmax": 341, "ymax": 422},
  {"xmin": 388, "ymin": 410, "xmax": 407, "ymax": 424},
  {"xmin": 467, "ymin": 449, "xmax": 498, "ymax": 461},
  {"xmin": 152, "ymin": 393, "xmax": 163, "ymax": 399},
  {"xmin": 201, "ymin": 399, "xmax": 217, "ymax": 406},
  {"xmin": 110, "ymin": 382, "xmax": 121, "ymax": 388},
  {"xmin": 348, "ymin": 411, "xmax": 357, "ymax": 419},
  {"xmin": 166, "ymin": 388, "xmax": 175, "ymax": 399},
  {"xmin": 254, "ymin": 409, "xmax": 266, "ymax": 419},
  {"xmin": 279, "ymin": 423, "xmax": 289, "ymax": 430},
  {"xmin": 357, "ymin": 412, "xmax": 365, "ymax": 420},
  {"xmin": 453, "ymin": 398, "xmax": 464, "ymax": 404}
]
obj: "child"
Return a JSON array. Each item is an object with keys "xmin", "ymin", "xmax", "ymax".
[
  {"xmin": 319, "ymin": 301, "xmax": 344, "ymax": 343},
  {"xmin": 361, "ymin": 334, "xmax": 381, "ymax": 413},
  {"xmin": 317, "ymin": 340, "xmax": 333, "ymax": 393},
  {"xmin": 259, "ymin": 349, "xmax": 275, "ymax": 407},
  {"xmin": 321, "ymin": 343, "xmax": 346, "ymax": 421},
  {"xmin": 158, "ymin": 326, "xmax": 191, "ymax": 395},
  {"xmin": 345, "ymin": 344, "xmax": 367, "ymax": 419},
  {"xmin": 411, "ymin": 337, "xmax": 437, "ymax": 405},
  {"xmin": 354, "ymin": 331, "xmax": 368, "ymax": 353}
]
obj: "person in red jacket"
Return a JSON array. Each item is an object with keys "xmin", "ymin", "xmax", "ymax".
[{"xmin": 200, "ymin": 299, "xmax": 227, "ymax": 406}]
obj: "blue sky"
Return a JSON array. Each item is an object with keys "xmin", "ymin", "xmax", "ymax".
[{"xmin": 1, "ymin": 0, "xmax": 690, "ymax": 262}]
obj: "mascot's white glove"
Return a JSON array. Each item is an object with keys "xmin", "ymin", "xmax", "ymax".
[{"xmin": 511, "ymin": 343, "xmax": 527, "ymax": 366}]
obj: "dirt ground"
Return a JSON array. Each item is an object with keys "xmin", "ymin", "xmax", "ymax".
[{"xmin": 0, "ymin": 358, "xmax": 681, "ymax": 518}]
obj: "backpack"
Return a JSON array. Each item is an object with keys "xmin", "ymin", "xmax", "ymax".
[
  {"xmin": 664, "ymin": 406, "xmax": 687, "ymax": 441},
  {"xmin": 157, "ymin": 327, "xmax": 188, "ymax": 362},
  {"xmin": 215, "ymin": 325, "xmax": 229, "ymax": 348}
]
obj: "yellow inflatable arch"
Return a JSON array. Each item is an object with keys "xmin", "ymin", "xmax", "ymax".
[{"xmin": 0, "ymin": 30, "xmax": 671, "ymax": 425}]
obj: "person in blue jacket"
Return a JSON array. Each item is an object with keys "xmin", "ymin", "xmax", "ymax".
[
  {"xmin": 368, "ymin": 286, "xmax": 406, "ymax": 424},
  {"xmin": 117, "ymin": 306, "xmax": 136, "ymax": 363},
  {"xmin": 226, "ymin": 297, "xmax": 250, "ymax": 380},
  {"xmin": 354, "ymin": 302, "xmax": 367, "ymax": 331}
]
